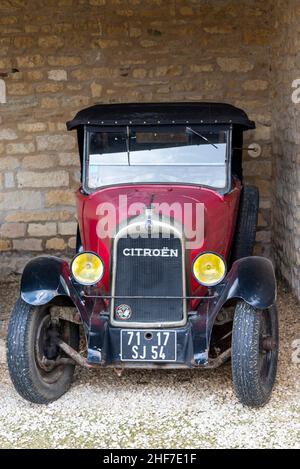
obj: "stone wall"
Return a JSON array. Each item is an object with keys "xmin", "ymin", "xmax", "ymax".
[
  {"xmin": 272, "ymin": 0, "xmax": 300, "ymax": 298},
  {"xmin": 0, "ymin": 0, "xmax": 274, "ymax": 278}
]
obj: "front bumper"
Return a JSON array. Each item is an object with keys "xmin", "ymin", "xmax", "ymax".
[{"xmin": 87, "ymin": 315, "xmax": 209, "ymax": 368}]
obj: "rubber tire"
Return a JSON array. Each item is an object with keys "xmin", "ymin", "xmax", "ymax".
[
  {"xmin": 7, "ymin": 298, "xmax": 79, "ymax": 404},
  {"xmin": 231, "ymin": 301, "xmax": 279, "ymax": 407},
  {"xmin": 231, "ymin": 185, "xmax": 259, "ymax": 262}
]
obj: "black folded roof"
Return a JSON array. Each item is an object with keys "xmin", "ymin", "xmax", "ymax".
[{"xmin": 66, "ymin": 102, "xmax": 255, "ymax": 130}]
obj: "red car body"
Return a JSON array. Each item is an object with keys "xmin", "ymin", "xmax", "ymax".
[
  {"xmin": 19, "ymin": 103, "xmax": 276, "ymax": 370},
  {"xmin": 76, "ymin": 181, "xmax": 241, "ymax": 310},
  {"xmin": 7, "ymin": 103, "xmax": 278, "ymax": 407}
]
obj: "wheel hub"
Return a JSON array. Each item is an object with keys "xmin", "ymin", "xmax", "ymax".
[
  {"xmin": 36, "ymin": 315, "xmax": 61, "ymax": 370},
  {"xmin": 262, "ymin": 336, "xmax": 277, "ymax": 351}
]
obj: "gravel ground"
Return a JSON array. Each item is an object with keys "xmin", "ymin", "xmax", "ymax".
[{"xmin": 0, "ymin": 281, "xmax": 299, "ymax": 449}]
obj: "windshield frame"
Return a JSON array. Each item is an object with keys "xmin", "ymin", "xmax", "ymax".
[{"xmin": 82, "ymin": 124, "xmax": 233, "ymax": 195}]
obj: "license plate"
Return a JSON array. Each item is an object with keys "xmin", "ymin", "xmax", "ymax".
[{"xmin": 120, "ymin": 330, "xmax": 177, "ymax": 362}]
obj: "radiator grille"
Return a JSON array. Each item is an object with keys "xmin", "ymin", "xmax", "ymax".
[{"xmin": 113, "ymin": 235, "xmax": 184, "ymax": 324}]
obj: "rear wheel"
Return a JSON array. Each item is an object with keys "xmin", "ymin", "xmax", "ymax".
[
  {"xmin": 7, "ymin": 298, "xmax": 79, "ymax": 404},
  {"xmin": 231, "ymin": 301, "xmax": 279, "ymax": 407},
  {"xmin": 231, "ymin": 185, "xmax": 259, "ymax": 262}
]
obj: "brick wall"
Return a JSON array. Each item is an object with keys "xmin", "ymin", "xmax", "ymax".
[
  {"xmin": 0, "ymin": 1, "xmax": 277, "ymax": 281},
  {"xmin": 272, "ymin": 0, "xmax": 300, "ymax": 298}
]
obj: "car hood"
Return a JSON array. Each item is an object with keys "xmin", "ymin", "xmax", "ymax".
[{"xmin": 77, "ymin": 184, "xmax": 240, "ymax": 294}]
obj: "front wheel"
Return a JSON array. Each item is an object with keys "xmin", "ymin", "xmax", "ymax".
[
  {"xmin": 231, "ymin": 301, "xmax": 279, "ymax": 407},
  {"xmin": 7, "ymin": 298, "xmax": 79, "ymax": 404}
]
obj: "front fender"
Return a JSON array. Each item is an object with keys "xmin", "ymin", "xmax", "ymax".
[
  {"xmin": 219, "ymin": 256, "xmax": 277, "ymax": 309},
  {"xmin": 20, "ymin": 256, "xmax": 106, "ymax": 333},
  {"xmin": 21, "ymin": 256, "xmax": 72, "ymax": 306},
  {"xmin": 194, "ymin": 256, "xmax": 278, "ymax": 365}
]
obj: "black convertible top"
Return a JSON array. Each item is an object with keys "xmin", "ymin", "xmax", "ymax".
[{"xmin": 66, "ymin": 102, "xmax": 255, "ymax": 130}]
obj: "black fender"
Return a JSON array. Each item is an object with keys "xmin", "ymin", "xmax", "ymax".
[
  {"xmin": 21, "ymin": 256, "xmax": 72, "ymax": 306},
  {"xmin": 194, "ymin": 256, "xmax": 277, "ymax": 364},
  {"xmin": 205, "ymin": 256, "xmax": 277, "ymax": 342},
  {"xmin": 218, "ymin": 256, "xmax": 277, "ymax": 309},
  {"xmin": 20, "ymin": 256, "xmax": 106, "ymax": 332}
]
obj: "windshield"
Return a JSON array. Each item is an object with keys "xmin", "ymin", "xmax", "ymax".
[{"xmin": 86, "ymin": 125, "xmax": 229, "ymax": 190}]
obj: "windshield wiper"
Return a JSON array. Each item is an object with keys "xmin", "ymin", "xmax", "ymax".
[{"xmin": 186, "ymin": 126, "xmax": 218, "ymax": 149}]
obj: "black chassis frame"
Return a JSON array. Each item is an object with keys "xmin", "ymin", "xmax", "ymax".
[{"xmin": 20, "ymin": 255, "xmax": 276, "ymax": 368}]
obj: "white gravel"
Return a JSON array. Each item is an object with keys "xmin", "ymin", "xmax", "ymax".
[{"xmin": 0, "ymin": 282, "xmax": 299, "ymax": 449}]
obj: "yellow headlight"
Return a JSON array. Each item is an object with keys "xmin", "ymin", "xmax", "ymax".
[
  {"xmin": 71, "ymin": 252, "xmax": 104, "ymax": 285},
  {"xmin": 193, "ymin": 252, "xmax": 226, "ymax": 286}
]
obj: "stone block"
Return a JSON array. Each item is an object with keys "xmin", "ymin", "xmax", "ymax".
[
  {"xmin": 48, "ymin": 70, "xmax": 67, "ymax": 81},
  {"xmin": 0, "ymin": 223, "xmax": 26, "ymax": 238},
  {"xmin": 28, "ymin": 222, "xmax": 57, "ymax": 236},
  {"xmin": 45, "ymin": 190, "xmax": 75, "ymax": 207},
  {"xmin": 0, "ymin": 191, "xmax": 42, "ymax": 210},
  {"xmin": 17, "ymin": 171, "xmax": 69, "ymax": 188},
  {"xmin": 58, "ymin": 222, "xmax": 77, "ymax": 235},
  {"xmin": 36, "ymin": 134, "xmax": 75, "ymax": 151},
  {"xmin": 46, "ymin": 237, "xmax": 66, "ymax": 250},
  {"xmin": 13, "ymin": 238, "xmax": 43, "ymax": 251},
  {"xmin": 6, "ymin": 142, "xmax": 35, "ymax": 155}
]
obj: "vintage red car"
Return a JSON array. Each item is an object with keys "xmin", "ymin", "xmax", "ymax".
[{"xmin": 7, "ymin": 102, "xmax": 278, "ymax": 406}]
